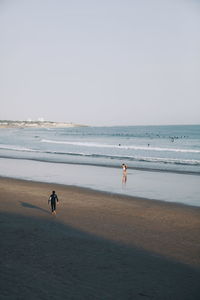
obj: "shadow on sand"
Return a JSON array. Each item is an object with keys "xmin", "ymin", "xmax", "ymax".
[
  {"xmin": 19, "ymin": 201, "xmax": 50, "ymax": 214},
  {"xmin": 1, "ymin": 211, "xmax": 200, "ymax": 300}
]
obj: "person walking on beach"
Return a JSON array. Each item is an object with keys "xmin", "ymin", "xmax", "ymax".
[{"xmin": 48, "ymin": 190, "xmax": 59, "ymax": 215}]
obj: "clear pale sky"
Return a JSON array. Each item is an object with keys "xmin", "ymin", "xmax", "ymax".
[{"xmin": 1, "ymin": 0, "xmax": 200, "ymax": 126}]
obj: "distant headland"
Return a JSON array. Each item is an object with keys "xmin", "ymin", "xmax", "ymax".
[{"xmin": 0, "ymin": 120, "xmax": 88, "ymax": 128}]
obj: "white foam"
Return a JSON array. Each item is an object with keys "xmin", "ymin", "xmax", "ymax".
[
  {"xmin": 1, "ymin": 142, "xmax": 199, "ymax": 166},
  {"xmin": 41, "ymin": 139, "xmax": 200, "ymax": 153},
  {"xmin": 0, "ymin": 144, "xmax": 38, "ymax": 152}
]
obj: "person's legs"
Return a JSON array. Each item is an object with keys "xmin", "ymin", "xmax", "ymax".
[
  {"xmin": 51, "ymin": 202, "xmax": 53, "ymax": 213},
  {"xmin": 51, "ymin": 201, "xmax": 56, "ymax": 213}
]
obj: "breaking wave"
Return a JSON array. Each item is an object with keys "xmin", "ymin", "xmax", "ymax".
[
  {"xmin": 0, "ymin": 143, "xmax": 199, "ymax": 167},
  {"xmin": 41, "ymin": 139, "xmax": 200, "ymax": 153}
]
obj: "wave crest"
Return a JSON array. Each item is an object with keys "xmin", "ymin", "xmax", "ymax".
[
  {"xmin": 0, "ymin": 144, "xmax": 199, "ymax": 167},
  {"xmin": 41, "ymin": 139, "xmax": 200, "ymax": 153}
]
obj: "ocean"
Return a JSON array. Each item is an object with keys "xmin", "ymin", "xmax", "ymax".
[
  {"xmin": 0, "ymin": 124, "xmax": 200, "ymax": 173},
  {"xmin": 0, "ymin": 124, "xmax": 200, "ymax": 206}
]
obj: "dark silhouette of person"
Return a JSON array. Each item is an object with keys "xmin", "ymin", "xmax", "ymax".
[{"xmin": 48, "ymin": 190, "xmax": 59, "ymax": 215}]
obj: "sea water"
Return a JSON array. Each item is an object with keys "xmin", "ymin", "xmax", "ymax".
[
  {"xmin": 0, "ymin": 125, "xmax": 200, "ymax": 206},
  {"xmin": 0, "ymin": 125, "xmax": 200, "ymax": 173}
]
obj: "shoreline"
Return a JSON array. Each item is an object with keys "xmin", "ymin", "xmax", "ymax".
[
  {"xmin": 1, "ymin": 176, "xmax": 200, "ymax": 268},
  {"xmin": 1, "ymin": 176, "xmax": 200, "ymax": 299},
  {"xmin": 0, "ymin": 174, "xmax": 199, "ymax": 210},
  {"xmin": 1, "ymin": 154, "xmax": 200, "ymax": 176},
  {"xmin": 1, "ymin": 157, "xmax": 200, "ymax": 207}
]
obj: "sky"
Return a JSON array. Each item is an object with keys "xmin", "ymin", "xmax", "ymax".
[{"xmin": 0, "ymin": 0, "xmax": 200, "ymax": 126}]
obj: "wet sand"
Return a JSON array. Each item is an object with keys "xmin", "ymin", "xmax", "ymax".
[{"xmin": 0, "ymin": 177, "xmax": 200, "ymax": 299}]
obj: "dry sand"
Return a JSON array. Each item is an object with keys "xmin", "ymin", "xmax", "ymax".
[{"xmin": 0, "ymin": 177, "xmax": 200, "ymax": 299}]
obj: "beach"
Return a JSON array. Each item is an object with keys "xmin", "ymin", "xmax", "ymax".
[
  {"xmin": 1, "ymin": 125, "xmax": 200, "ymax": 207},
  {"xmin": 1, "ymin": 177, "xmax": 200, "ymax": 299},
  {"xmin": 2, "ymin": 0, "xmax": 200, "ymax": 297},
  {"xmin": 1, "ymin": 158, "xmax": 200, "ymax": 207}
]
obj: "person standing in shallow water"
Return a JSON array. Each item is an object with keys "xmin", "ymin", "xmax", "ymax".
[
  {"xmin": 122, "ymin": 163, "xmax": 128, "ymax": 184},
  {"xmin": 48, "ymin": 190, "xmax": 59, "ymax": 215}
]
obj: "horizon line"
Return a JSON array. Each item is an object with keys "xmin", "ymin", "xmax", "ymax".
[{"xmin": 0, "ymin": 119, "xmax": 199, "ymax": 127}]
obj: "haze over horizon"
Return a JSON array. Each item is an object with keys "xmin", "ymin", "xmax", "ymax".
[{"xmin": 1, "ymin": 0, "xmax": 200, "ymax": 126}]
